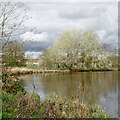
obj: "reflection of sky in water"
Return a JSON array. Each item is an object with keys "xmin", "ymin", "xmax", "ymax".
[
  {"xmin": 24, "ymin": 75, "xmax": 51, "ymax": 101},
  {"xmin": 23, "ymin": 71, "xmax": 118, "ymax": 118},
  {"xmin": 100, "ymin": 88, "xmax": 118, "ymax": 118}
]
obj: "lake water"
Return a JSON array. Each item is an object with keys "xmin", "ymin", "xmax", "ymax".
[{"xmin": 23, "ymin": 71, "xmax": 118, "ymax": 118}]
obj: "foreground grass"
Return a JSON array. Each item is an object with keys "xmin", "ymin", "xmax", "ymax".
[
  {"xmin": 2, "ymin": 72, "xmax": 110, "ymax": 118},
  {"xmin": 2, "ymin": 92, "xmax": 110, "ymax": 118}
]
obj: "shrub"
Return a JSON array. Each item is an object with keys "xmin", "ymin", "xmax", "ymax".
[{"xmin": 2, "ymin": 73, "xmax": 26, "ymax": 94}]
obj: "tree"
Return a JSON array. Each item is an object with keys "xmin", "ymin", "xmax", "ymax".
[
  {"xmin": 39, "ymin": 50, "xmax": 53, "ymax": 70},
  {"xmin": 51, "ymin": 29, "xmax": 81, "ymax": 69},
  {"xmin": 40, "ymin": 29, "xmax": 118, "ymax": 70},
  {"xmin": 0, "ymin": 2, "xmax": 29, "ymax": 49},
  {"xmin": 79, "ymin": 30, "xmax": 100, "ymax": 69},
  {"xmin": 2, "ymin": 41, "xmax": 26, "ymax": 67},
  {"xmin": 49, "ymin": 29, "xmax": 100, "ymax": 70},
  {"xmin": 26, "ymin": 55, "xmax": 33, "ymax": 67}
]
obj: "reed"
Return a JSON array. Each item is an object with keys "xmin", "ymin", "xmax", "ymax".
[
  {"xmin": 2, "ymin": 92, "xmax": 110, "ymax": 118},
  {"xmin": 6, "ymin": 67, "xmax": 70, "ymax": 75}
]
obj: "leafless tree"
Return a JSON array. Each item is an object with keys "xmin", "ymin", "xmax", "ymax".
[{"xmin": 0, "ymin": 2, "xmax": 29, "ymax": 49}]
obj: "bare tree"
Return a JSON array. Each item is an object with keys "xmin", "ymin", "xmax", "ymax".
[{"xmin": 0, "ymin": 2, "xmax": 29, "ymax": 49}]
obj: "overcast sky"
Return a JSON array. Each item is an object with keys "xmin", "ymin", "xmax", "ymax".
[{"xmin": 18, "ymin": 1, "xmax": 118, "ymax": 58}]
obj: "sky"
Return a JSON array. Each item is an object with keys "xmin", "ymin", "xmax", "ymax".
[{"xmin": 16, "ymin": 1, "xmax": 118, "ymax": 58}]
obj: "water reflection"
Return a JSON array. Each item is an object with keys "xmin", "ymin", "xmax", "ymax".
[{"xmin": 23, "ymin": 71, "xmax": 118, "ymax": 118}]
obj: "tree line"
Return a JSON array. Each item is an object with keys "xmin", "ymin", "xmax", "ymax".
[{"xmin": 38, "ymin": 29, "xmax": 118, "ymax": 71}]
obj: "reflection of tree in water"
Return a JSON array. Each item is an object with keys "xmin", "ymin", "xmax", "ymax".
[
  {"xmin": 72, "ymin": 72, "xmax": 100, "ymax": 104},
  {"xmin": 23, "ymin": 72, "xmax": 118, "ymax": 104},
  {"xmin": 73, "ymin": 72, "xmax": 118, "ymax": 104}
]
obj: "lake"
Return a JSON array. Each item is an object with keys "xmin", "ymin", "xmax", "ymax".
[{"xmin": 23, "ymin": 71, "xmax": 118, "ymax": 118}]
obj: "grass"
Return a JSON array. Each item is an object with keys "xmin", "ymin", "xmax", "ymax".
[{"xmin": 25, "ymin": 66, "xmax": 41, "ymax": 70}]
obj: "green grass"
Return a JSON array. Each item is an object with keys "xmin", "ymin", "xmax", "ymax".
[
  {"xmin": 2, "ymin": 93, "xmax": 18, "ymax": 118},
  {"xmin": 25, "ymin": 66, "xmax": 41, "ymax": 70}
]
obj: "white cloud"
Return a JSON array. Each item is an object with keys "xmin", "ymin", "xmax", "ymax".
[
  {"xmin": 25, "ymin": 51, "xmax": 42, "ymax": 59},
  {"xmin": 20, "ymin": 32, "xmax": 48, "ymax": 42}
]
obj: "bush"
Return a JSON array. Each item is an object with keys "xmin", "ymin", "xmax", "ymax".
[{"xmin": 2, "ymin": 73, "xmax": 26, "ymax": 94}]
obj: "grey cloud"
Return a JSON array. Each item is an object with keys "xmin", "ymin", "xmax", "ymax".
[
  {"xmin": 20, "ymin": 28, "xmax": 58, "ymax": 52},
  {"xmin": 102, "ymin": 33, "xmax": 118, "ymax": 49},
  {"xmin": 23, "ymin": 41, "xmax": 53, "ymax": 52}
]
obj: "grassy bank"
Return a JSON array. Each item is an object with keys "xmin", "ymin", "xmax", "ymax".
[
  {"xmin": 2, "ymin": 92, "xmax": 110, "ymax": 118},
  {"xmin": 2, "ymin": 72, "xmax": 110, "ymax": 118},
  {"xmin": 6, "ymin": 66, "xmax": 117, "ymax": 76}
]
